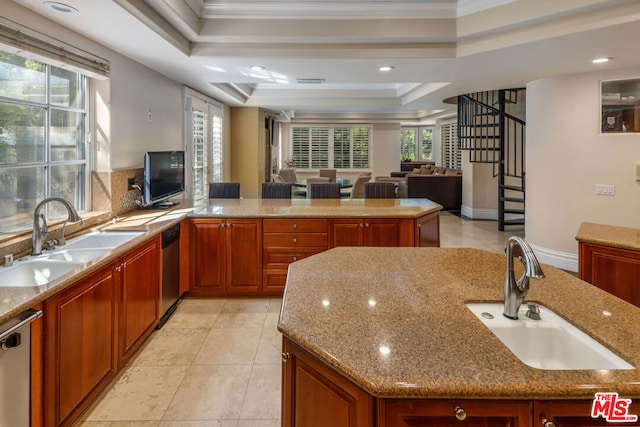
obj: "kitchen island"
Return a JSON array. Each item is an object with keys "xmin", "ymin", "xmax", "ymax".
[{"xmin": 278, "ymin": 247, "xmax": 640, "ymax": 427}]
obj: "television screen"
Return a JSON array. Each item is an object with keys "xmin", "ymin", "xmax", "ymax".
[{"xmin": 143, "ymin": 151, "xmax": 185, "ymax": 207}]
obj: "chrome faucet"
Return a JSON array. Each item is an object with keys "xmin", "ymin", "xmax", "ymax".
[
  {"xmin": 503, "ymin": 236, "xmax": 545, "ymax": 319},
  {"xmin": 32, "ymin": 197, "xmax": 83, "ymax": 256}
]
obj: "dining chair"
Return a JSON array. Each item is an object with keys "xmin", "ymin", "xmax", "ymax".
[
  {"xmin": 271, "ymin": 173, "xmax": 285, "ymax": 183},
  {"xmin": 279, "ymin": 168, "xmax": 297, "ymax": 183},
  {"xmin": 364, "ymin": 182, "xmax": 396, "ymax": 199},
  {"xmin": 305, "ymin": 177, "xmax": 331, "ymax": 199},
  {"xmin": 319, "ymin": 169, "xmax": 337, "ymax": 181},
  {"xmin": 396, "ymin": 181, "xmax": 408, "ymax": 198},
  {"xmin": 349, "ymin": 175, "xmax": 371, "ymax": 199},
  {"xmin": 262, "ymin": 182, "xmax": 292, "ymax": 199},
  {"xmin": 309, "ymin": 182, "xmax": 341, "ymax": 199},
  {"xmin": 208, "ymin": 182, "xmax": 240, "ymax": 198}
]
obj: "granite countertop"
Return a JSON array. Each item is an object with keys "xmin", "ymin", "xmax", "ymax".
[
  {"xmin": 191, "ymin": 198, "xmax": 442, "ymax": 218},
  {"xmin": 278, "ymin": 247, "xmax": 640, "ymax": 399},
  {"xmin": 576, "ymin": 222, "xmax": 640, "ymax": 252},
  {"xmin": 0, "ymin": 197, "xmax": 440, "ymax": 325}
]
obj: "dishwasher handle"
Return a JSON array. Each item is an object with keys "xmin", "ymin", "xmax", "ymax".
[{"xmin": 0, "ymin": 309, "xmax": 43, "ymax": 342}]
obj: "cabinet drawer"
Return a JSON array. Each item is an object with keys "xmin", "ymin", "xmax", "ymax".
[
  {"xmin": 263, "ymin": 247, "xmax": 325, "ymax": 267},
  {"xmin": 263, "ymin": 269, "xmax": 288, "ymax": 295},
  {"xmin": 263, "ymin": 233, "xmax": 328, "ymax": 247},
  {"xmin": 263, "ymin": 218, "xmax": 327, "ymax": 233}
]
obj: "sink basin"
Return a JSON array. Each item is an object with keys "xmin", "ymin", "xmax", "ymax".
[
  {"xmin": 0, "ymin": 259, "xmax": 85, "ymax": 287},
  {"xmin": 45, "ymin": 248, "xmax": 112, "ymax": 263},
  {"xmin": 62, "ymin": 231, "xmax": 143, "ymax": 250},
  {"xmin": 466, "ymin": 303, "xmax": 634, "ymax": 370}
]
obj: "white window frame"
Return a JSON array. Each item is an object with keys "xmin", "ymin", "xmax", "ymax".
[
  {"xmin": 289, "ymin": 124, "xmax": 372, "ymax": 171},
  {"xmin": 400, "ymin": 126, "xmax": 434, "ymax": 161}
]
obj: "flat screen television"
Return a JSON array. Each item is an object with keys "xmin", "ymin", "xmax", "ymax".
[{"xmin": 142, "ymin": 150, "xmax": 185, "ymax": 208}]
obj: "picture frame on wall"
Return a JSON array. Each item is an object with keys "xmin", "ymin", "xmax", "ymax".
[{"xmin": 601, "ymin": 78, "xmax": 640, "ymax": 133}]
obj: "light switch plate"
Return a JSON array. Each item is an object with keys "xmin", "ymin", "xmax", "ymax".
[{"xmin": 596, "ymin": 184, "xmax": 615, "ymax": 196}]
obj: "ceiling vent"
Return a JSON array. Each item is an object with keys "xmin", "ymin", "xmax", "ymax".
[{"xmin": 297, "ymin": 78, "xmax": 325, "ymax": 84}]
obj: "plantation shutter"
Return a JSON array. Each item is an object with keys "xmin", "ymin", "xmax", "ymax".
[
  {"xmin": 352, "ymin": 127, "xmax": 370, "ymax": 169},
  {"xmin": 211, "ymin": 113, "xmax": 223, "ymax": 182},
  {"xmin": 441, "ymin": 121, "xmax": 461, "ymax": 169},
  {"xmin": 291, "ymin": 127, "xmax": 310, "ymax": 168},
  {"xmin": 310, "ymin": 127, "xmax": 329, "ymax": 168},
  {"xmin": 333, "ymin": 128, "xmax": 351, "ymax": 169}
]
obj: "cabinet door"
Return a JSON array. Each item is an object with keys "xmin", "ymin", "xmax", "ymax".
[
  {"xmin": 191, "ymin": 219, "xmax": 226, "ymax": 291},
  {"xmin": 579, "ymin": 243, "xmax": 640, "ymax": 307},
  {"xmin": 329, "ymin": 219, "xmax": 364, "ymax": 247},
  {"xmin": 226, "ymin": 219, "xmax": 262, "ymax": 294},
  {"xmin": 119, "ymin": 238, "xmax": 160, "ymax": 365},
  {"xmin": 415, "ymin": 212, "xmax": 440, "ymax": 247},
  {"xmin": 282, "ymin": 338, "xmax": 373, "ymax": 427},
  {"xmin": 380, "ymin": 399, "xmax": 532, "ymax": 427},
  {"xmin": 44, "ymin": 265, "xmax": 117, "ymax": 427},
  {"xmin": 364, "ymin": 219, "xmax": 400, "ymax": 247},
  {"xmin": 535, "ymin": 399, "xmax": 639, "ymax": 427}
]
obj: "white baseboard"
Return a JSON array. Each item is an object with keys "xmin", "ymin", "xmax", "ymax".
[
  {"xmin": 530, "ymin": 243, "xmax": 578, "ymax": 273},
  {"xmin": 460, "ymin": 205, "xmax": 497, "ymax": 220}
]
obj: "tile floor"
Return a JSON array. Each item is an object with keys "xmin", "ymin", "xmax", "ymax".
[{"xmin": 75, "ymin": 212, "xmax": 523, "ymax": 426}]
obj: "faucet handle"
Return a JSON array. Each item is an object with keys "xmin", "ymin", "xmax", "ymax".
[{"xmin": 526, "ymin": 302, "xmax": 541, "ymax": 320}]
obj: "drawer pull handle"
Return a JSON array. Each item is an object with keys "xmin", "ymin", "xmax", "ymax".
[
  {"xmin": 293, "ymin": 224, "xmax": 297, "ymax": 229},
  {"xmin": 293, "ymin": 256, "xmax": 297, "ymax": 261},
  {"xmin": 454, "ymin": 406, "xmax": 466, "ymax": 421},
  {"xmin": 293, "ymin": 238, "xmax": 297, "ymax": 243},
  {"xmin": 541, "ymin": 418, "xmax": 555, "ymax": 427}
]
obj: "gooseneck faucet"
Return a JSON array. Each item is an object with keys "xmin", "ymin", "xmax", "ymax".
[
  {"xmin": 32, "ymin": 197, "xmax": 83, "ymax": 256},
  {"xmin": 503, "ymin": 236, "xmax": 545, "ymax": 319}
]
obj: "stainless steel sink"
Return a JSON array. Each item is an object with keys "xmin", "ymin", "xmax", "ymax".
[{"xmin": 466, "ymin": 303, "xmax": 634, "ymax": 370}]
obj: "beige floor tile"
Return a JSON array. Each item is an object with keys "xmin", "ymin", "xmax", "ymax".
[
  {"xmin": 163, "ymin": 365, "xmax": 252, "ymax": 420},
  {"xmin": 222, "ymin": 299, "xmax": 270, "ymax": 313},
  {"xmin": 75, "ymin": 422, "xmax": 159, "ymax": 427},
  {"xmin": 254, "ymin": 315, "xmax": 282, "ymax": 364},
  {"xmin": 239, "ymin": 365, "xmax": 282, "ymax": 420},
  {"xmin": 132, "ymin": 328, "xmax": 209, "ymax": 366},
  {"xmin": 85, "ymin": 366, "xmax": 189, "ymax": 421},
  {"xmin": 439, "ymin": 212, "xmax": 523, "ymax": 254},
  {"xmin": 162, "ymin": 299, "xmax": 225, "ymax": 329},
  {"xmin": 193, "ymin": 328, "xmax": 262, "ymax": 365},
  {"xmin": 160, "ymin": 422, "xmax": 238, "ymax": 427},
  {"xmin": 213, "ymin": 313, "xmax": 267, "ymax": 329},
  {"xmin": 267, "ymin": 299, "xmax": 282, "ymax": 314},
  {"xmin": 237, "ymin": 421, "xmax": 280, "ymax": 427}
]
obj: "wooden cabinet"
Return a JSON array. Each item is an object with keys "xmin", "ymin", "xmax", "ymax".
[
  {"xmin": 579, "ymin": 242, "xmax": 640, "ymax": 308},
  {"xmin": 282, "ymin": 338, "xmax": 374, "ymax": 427},
  {"xmin": 117, "ymin": 237, "xmax": 160, "ymax": 365},
  {"xmin": 190, "ymin": 218, "xmax": 262, "ymax": 296},
  {"xmin": 263, "ymin": 219, "xmax": 327, "ymax": 295},
  {"xmin": 415, "ymin": 211, "xmax": 440, "ymax": 247},
  {"xmin": 535, "ymin": 399, "xmax": 640, "ymax": 427},
  {"xmin": 379, "ymin": 399, "xmax": 532, "ymax": 427},
  {"xmin": 44, "ymin": 264, "xmax": 118, "ymax": 427},
  {"xmin": 329, "ymin": 218, "xmax": 413, "ymax": 248}
]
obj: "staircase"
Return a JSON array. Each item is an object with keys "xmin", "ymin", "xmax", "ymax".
[{"xmin": 457, "ymin": 89, "xmax": 526, "ymax": 231}]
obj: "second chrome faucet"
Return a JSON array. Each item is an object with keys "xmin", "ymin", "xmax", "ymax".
[{"xmin": 503, "ymin": 236, "xmax": 545, "ymax": 319}]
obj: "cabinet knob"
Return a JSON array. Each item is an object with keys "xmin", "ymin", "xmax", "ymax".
[
  {"xmin": 454, "ymin": 405, "xmax": 466, "ymax": 421},
  {"xmin": 365, "ymin": 223, "xmax": 370, "ymax": 228},
  {"xmin": 282, "ymin": 352, "xmax": 290, "ymax": 362},
  {"xmin": 293, "ymin": 223, "xmax": 297, "ymax": 229},
  {"xmin": 293, "ymin": 256, "xmax": 297, "ymax": 261},
  {"xmin": 219, "ymin": 223, "xmax": 224, "ymax": 228},
  {"xmin": 293, "ymin": 238, "xmax": 297, "ymax": 243},
  {"xmin": 541, "ymin": 418, "xmax": 555, "ymax": 427},
  {"xmin": 116, "ymin": 265, "xmax": 122, "ymax": 272},
  {"xmin": 359, "ymin": 223, "xmax": 364, "ymax": 228}
]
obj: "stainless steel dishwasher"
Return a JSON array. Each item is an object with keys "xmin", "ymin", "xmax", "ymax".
[
  {"xmin": 0, "ymin": 308, "xmax": 43, "ymax": 427},
  {"xmin": 158, "ymin": 223, "xmax": 180, "ymax": 328}
]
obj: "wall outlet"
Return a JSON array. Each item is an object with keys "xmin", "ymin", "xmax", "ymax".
[
  {"xmin": 128, "ymin": 178, "xmax": 136, "ymax": 190},
  {"xmin": 147, "ymin": 110, "xmax": 153, "ymax": 123},
  {"xmin": 595, "ymin": 184, "xmax": 615, "ymax": 196}
]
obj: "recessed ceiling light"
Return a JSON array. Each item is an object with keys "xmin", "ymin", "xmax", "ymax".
[
  {"xmin": 592, "ymin": 57, "xmax": 612, "ymax": 64},
  {"xmin": 43, "ymin": 1, "xmax": 79, "ymax": 14},
  {"xmin": 250, "ymin": 65, "xmax": 265, "ymax": 71},
  {"xmin": 379, "ymin": 66, "xmax": 395, "ymax": 72}
]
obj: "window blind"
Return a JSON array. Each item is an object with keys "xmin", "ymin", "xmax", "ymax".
[
  {"xmin": 351, "ymin": 127, "xmax": 370, "ymax": 169},
  {"xmin": 333, "ymin": 128, "xmax": 351, "ymax": 169},
  {"xmin": 440, "ymin": 121, "xmax": 461, "ymax": 169}
]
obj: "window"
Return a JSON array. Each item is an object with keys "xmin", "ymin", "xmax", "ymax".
[
  {"xmin": 400, "ymin": 126, "xmax": 433, "ymax": 161},
  {"xmin": 185, "ymin": 90, "xmax": 224, "ymax": 201},
  {"xmin": 0, "ymin": 51, "xmax": 88, "ymax": 233},
  {"xmin": 290, "ymin": 125, "xmax": 371, "ymax": 169},
  {"xmin": 440, "ymin": 121, "xmax": 461, "ymax": 169}
]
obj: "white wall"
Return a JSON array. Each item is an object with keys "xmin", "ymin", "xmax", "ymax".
[{"xmin": 526, "ymin": 69, "xmax": 640, "ymax": 271}]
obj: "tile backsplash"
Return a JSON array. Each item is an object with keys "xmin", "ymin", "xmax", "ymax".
[{"xmin": 92, "ymin": 168, "xmax": 144, "ymax": 215}]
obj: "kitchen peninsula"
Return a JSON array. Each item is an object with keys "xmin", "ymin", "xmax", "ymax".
[{"xmin": 278, "ymin": 247, "xmax": 640, "ymax": 427}]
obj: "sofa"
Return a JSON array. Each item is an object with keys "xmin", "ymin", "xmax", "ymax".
[{"xmin": 402, "ymin": 165, "xmax": 462, "ymax": 210}]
